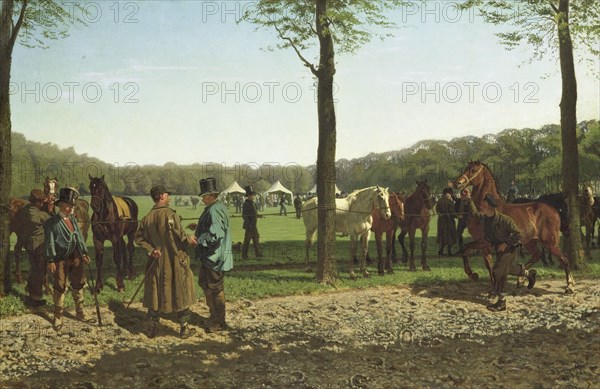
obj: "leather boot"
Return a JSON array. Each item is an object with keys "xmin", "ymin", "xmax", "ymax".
[
  {"xmin": 53, "ymin": 290, "xmax": 65, "ymax": 331},
  {"xmin": 206, "ymin": 291, "xmax": 227, "ymax": 333},
  {"xmin": 527, "ymin": 269, "xmax": 537, "ymax": 289},
  {"xmin": 72, "ymin": 288, "xmax": 86, "ymax": 321},
  {"xmin": 203, "ymin": 289, "xmax": 216, "ymax": 325}
]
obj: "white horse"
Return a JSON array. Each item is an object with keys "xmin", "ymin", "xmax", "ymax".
[{"xmin": 302, "ymin": 186, "xmax": 391, "ymax": 279}]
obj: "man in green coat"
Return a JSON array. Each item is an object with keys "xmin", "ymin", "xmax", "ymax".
[
  {"xmin": 469, "ymin": 194, "xmax": 536, "ymax": 312},
  {"xmin": 195, "ymin": 177, "xmax": 233, "ymax": 332},
  {"xmin": 135, "ymin": 185, "xmax": 198, "ymax": 339},
  {"xmin": 15, "ymin": 189, "xmax": 51, "ymax": 306}
]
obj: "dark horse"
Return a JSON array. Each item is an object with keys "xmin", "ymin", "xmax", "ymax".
[
  {"xmin": 370, "ymin": 192, "xmax": 405, "ymax": 275},
  {"xmin": 89, "ymin": 175, "xmax": 139, "ymax": 292},
  {"xmin": 398, "ymin": 180, "xmax": 433, "ymax": 271},
  {"xmin": 453, "ymin": 161, "xmax": 574, "ymax": 294}
]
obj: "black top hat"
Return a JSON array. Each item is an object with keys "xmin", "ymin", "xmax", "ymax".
[
  {"xmin": 244, "ymin": 185, "xmax": 257, "ymax": 196},
  {"xmin": 56, "ymin": 187, "xmax": 79, "ymax": 206},
  {"xmin": 484, "ymin": 193, "xmax": 498, "ymax": 208},
  {"xmin": 150, "ymin": 184, "xmax": 172, "ymax": 199},
  {"xmin": 199, "ymin": 177, "xmax": 219, "ymax": 197}
]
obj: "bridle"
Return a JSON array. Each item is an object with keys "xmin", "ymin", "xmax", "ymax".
[{"xmin": 457, "ymin": 163, "xmax": 485, "ymax": 189}]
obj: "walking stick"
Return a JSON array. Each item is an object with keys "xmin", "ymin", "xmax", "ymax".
[
  {"xmin": 85, "ymin": 259, "xmax": 103, "ymax": 327},
  {"xmin": 124, "ymin": 256, "xmax": 157, "ymax": 309}
]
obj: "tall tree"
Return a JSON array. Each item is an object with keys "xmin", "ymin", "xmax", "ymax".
[
  {"xmin": 243, "ymin": 0, "xmax": 404, "ymax": 284},
  {"xmin": 460, "ymin": 0, "xmax": 600, "ymax": 268},
  {"xmin": 0, "ymin": 1, "xmax": 84, "ymax": 295}
]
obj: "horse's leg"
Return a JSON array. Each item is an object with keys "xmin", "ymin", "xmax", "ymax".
[
  {"xmin": 391, "ymin": 228, "xmax": 398, "ymax": 263},
  {"xmin": 305, "ymin": 228, "xmax": 315, "ymax": 272},
  {"xmin": 482, "ymin": 249, "xmax": 495, "ymax": 296},
  {"xmin": 461, "ymin": 244, "xmax": 478, "ymax": 281},
  {"xmin": 523, "ymin": 241, "xmax": 543, "ymax": 270},
  {"xmin": 398, "ymin": 230, "xmax": 408, "ymax": 264},
  {"xmin": 348, "ymin": 234, "xmax": 358, "ymax": 280},
  {"xmin": 420, "ymin": 227, "xmax": 430, "ymax": 271},
  {"xmin": 546, "ymin": 244, "xmax": 575, "ymax": 294},
  {"xmin": 385, "ymin": 230, "xmax": 394, "ymax": 274},
  {"xmin": 360, "ymin": 231, "xmax": 371, "ymax": 278},
  {"xmin": 114, "ymin": 237, "xmax": 126, "ymax": 292},
  {"xmin": 93, "ymin": 237, "xmax": 105, "ymax": 292},
  {"xmin": 408, "ymin": 230, "xmax": 417, "ymax": 272},
  {"xmin": 375, "ymin": 232, "xmax": 384, "ymax": 276},
  {"xmin": 126, "ymin": 231, "xmax": 136, "ymax": 280}
]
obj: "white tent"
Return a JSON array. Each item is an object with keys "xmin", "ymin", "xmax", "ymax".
[
  {"xmin": 308, "ymin": 184, "xmax": 342, "ymax": 195},
  {"xmin": 221, "ymin": 181, "xmax": 246, "ymax": 194},
  {"xmin": 265, "ymin": 180, "xmax": 293, "ymax": 195}
]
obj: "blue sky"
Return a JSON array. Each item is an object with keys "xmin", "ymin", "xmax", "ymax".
[{"xmin": 10, "ymin": 1, "xmax": 599, "ymax": 167}]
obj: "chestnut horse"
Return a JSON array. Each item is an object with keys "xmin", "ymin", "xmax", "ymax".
[
  {"xmin": 398, "ymin": 180, "xmax": 433, "ymax": 271},
  {"xmin": 453, "ymin": 161, "xmax": 574, "ymax": 294},
  {"xmin": 370, "ymin": 192, "xmax": 405, "ymax": 275},
  {"xmin": 580, "ymin": 186, "xmax": 596, "ymax": 257},
  {"xmin": 89, "ymin": 175, "xmax": 139, "ymax": 292},
  {"xmin": 302, "ymin": 186, "xmax": 391, "ymax": 279}
]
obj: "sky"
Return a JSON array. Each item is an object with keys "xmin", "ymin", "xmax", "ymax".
[{"xmin": 10, "ymin": 1, "xmax": 600, "ymax": 168}]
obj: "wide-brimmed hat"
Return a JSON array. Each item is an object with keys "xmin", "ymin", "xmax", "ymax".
[
  {"xmin": 244, "ymin": 185, "xmax": 257, "ymax": 196},
  {"xmin": 55, "ymin": 187, "xmax": 79, "ymax": 206},
  {"xmin": 199, "ymin": 177, "xmax": 219, "ymax": 197},
  {"xmin": 29, "ymin": 189, "xmax": 46, "ymax": 203},
  {"xmin": 484, "ymin": 193, "xmax": 498, "ymax": 208},
  {"xmin": 150, "ymin": 184, "xmax": 172, "ymax": 199}
]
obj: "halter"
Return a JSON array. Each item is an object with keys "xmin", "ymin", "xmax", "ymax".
[
  {"xmin": 458, "ymin": 163, "xmax": 485, "ymax": 188},
  {"xmin": 90, "ymin": 181, "xmax": 107, "ymax": 215}
]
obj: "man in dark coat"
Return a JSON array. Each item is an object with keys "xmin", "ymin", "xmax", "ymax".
[
  {"xmin": 294, "ymin": 194, "xmax": 303, "ymax": 219},
  {"xmin": 15, "ymin": 189, "xmax": 51, "ymax": 306},
  {"xmin": 436, "ymin": 187, "xmax": 457, "ymax": 256},
  {"xmin": 242, "ymin": 185, "xmax": 263, "ymax": 260},
  {"xmin": 469, "ymin": 193, "xmax": 537, "ymax": 312},
  {"xmin": 454, "ymin": 187, "xmax": 471, "ymax": 253},
  {"xmin": 135, "ymin": 185, "xmax": 198, "ymax": 339},
  {"xmin": 45, "ymin": 187, "xmax": 91, "ymax": 331}
]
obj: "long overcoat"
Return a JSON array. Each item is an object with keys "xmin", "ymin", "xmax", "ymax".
[
  {"xmin": 435, "ymin": 195, "xmax": 457, "ymax": 246},
  {"xmin": 135, "ymin": 205, "xmax": 196, "ymax": 313}
]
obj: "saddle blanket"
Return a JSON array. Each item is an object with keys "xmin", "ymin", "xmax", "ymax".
[{"xmin": 112, "ymin": 196, "xmax": 131, "ymax": 220}]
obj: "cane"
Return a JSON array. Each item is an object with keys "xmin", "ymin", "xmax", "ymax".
[
  {"xmin": 85, "ymin": 259, "xmax": 103, "ymax": 327},
  {"xmin": 124, "ymin": 255, "xmax": 157, "ymax": 309}
]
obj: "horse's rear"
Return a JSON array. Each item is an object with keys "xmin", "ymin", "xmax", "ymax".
[
  {"xmin": 371, "ymin": 192, "xmax": 404, "ymax": 275},
  {"xmin": 302, "ymin": 198, "xmax": 318, "ymax": 265},
  {"xmin": 8, "ymin": 198, "xmax": 28, "ymax": 283}
]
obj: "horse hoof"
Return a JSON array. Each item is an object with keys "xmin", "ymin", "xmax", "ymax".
[
  {"xmin": 564, "ymin": 287, "xmax": 575, "ymax": 295},
  {"xmin": 349, "ymin": 273, "xmax": 357, "ymax": 280},
  {"xmin": 470, "ymin": 273, "xmax": 479, "ymax": 281}
]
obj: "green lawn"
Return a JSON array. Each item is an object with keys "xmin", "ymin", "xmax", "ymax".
[{"xmin": 3, "ymin": 196, "xmax": 599, "ymax": 317}]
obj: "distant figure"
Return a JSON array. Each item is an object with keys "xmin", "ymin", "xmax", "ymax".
[
  {"xmin": 454, "ymin": 188, "xmax": 471, "ymax": 253},
  {"xmin": 506, "ymin": 180, "xmax": 519, "ymax": 202},
  {"xmin": 435, "ymin": 187, "xmax": 457, "ymax": 256},
  {"xmin": 234, "ymin": 195, "xmax": 242, "ymax": 214},
  {"xmin": 293, "ymin": 193, "xmax": 303, "ymax": 219},
  {"xmin": 279, "ymin": 194, "xmax": 287, "ymax": 216},
  {"xmin": 242, "ymin": 185, "xmax": 263, "ymax": 260},
  {"xmin": 190, "ymin": 196, "xmax": 199, "ymax": 210}
]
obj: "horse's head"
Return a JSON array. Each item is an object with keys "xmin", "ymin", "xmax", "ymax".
[
  {"xmin": 582, "ymin": 186, "xmax": 595, "ymax": 207},
  {"xmin": 374, "ymin": 186, "xmax": 392, "ymax": 220},
  {"xmin": 390, "ymin": 192, "xmax": 405, "ymax": 223},
  {"xmin": 454, "ymin": 161, "xmax": 486, "ymax": 190},
  {"xmin": 415, "ymin": 180, "xmax": 433, "ymax": 209},
  {"xmin": 44, "ymin": 177, "xmax": 58, "ymax": 201},
  {"xmin": 89, "ymin": 174, "xmax": 108, "ymax": 212}
]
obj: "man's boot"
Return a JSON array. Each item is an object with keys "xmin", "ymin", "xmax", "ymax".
[
  {"xmin": 178, "ymin": 309, "xmax": 197, "ymax": 339},
  {"xmin": 52, "ymin": 290, "xmax": 65, "ymax": 331},
  {"xmin": 146, "ymin": 310, "xmax": 160, "ymax": 339},
  {"xmin": 72, "ymin": 288, "xmax": 86, "ymax": 321},
  {"xmin": 206, "ymin": 291, "xmax": 227, "ymax": 333}
]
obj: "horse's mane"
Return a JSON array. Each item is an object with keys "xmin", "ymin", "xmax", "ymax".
[{"xmin": 345, "ymin": 186, "xmax": 379, "ymax": 200}]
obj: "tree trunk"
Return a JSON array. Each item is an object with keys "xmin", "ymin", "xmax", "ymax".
[
  {"xmin": 315, "ymin": 0, "xmax": 338, "ymax": 285},
  {"xmin": 0, "ymin": 0, "xmax": 15, "ymax": 295},
  {"xmin": 557, "ymin": 0, "xmax": 583, "ymax": 269}
]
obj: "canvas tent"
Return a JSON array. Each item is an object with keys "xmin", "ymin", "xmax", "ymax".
[
  {"xmin": 222, "ymin": 181, "xmax": 246, "ymax": 194},
  {"xmin": 265, "ymin": 180, "xmax": 293, "ymax": 195},
  {"xmin": 308, "ymin": 184, "xmax": 342, "ymax": 195}
]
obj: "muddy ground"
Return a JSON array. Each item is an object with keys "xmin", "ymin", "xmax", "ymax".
[{"xmin": 1, "ymin": 278, "xmax": 598, "ymax": 388}]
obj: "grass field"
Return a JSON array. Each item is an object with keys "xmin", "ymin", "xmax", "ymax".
[{"xmin": 3, "ymin": 195, "xmax": 599, "ymax": 317}]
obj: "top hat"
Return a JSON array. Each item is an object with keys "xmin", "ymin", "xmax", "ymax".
[
  {"xmin": 244, "ymin": 185, "xmax": 257, "ymax": 196},
  {"xmin": 199, "ymin": 177, "xmax": 219, "ymax": 197},
  {"xmin": 442, "ymin": 187, "xmax": 454, "ymax": 195},
  {"xmin": 150, "ymin": 184, "xmax": 172, "ymax": 199},
  {"xmin": 56, "ymin": 187, "xmax": 79, "ymax": 206},
  {"xmin": 484, "ymin": 193, "xmax": 498, "ymax": 208},
  {"xmin": 29, "ymin": 189, "xmax": 46, "ymax": 203}
]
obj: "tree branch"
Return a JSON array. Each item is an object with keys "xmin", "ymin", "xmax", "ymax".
[
  {"xmin": 8, "ymin": 0, "xmax": 27, "ymax": 53},
  {"xmin": 273, "ymin": 24, "xmax": 318, "ymax": 75}
]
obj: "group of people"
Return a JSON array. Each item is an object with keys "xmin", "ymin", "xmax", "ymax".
[{"xmin": 435, "ymin": 186, "xmax": 472, "ymax": 256}]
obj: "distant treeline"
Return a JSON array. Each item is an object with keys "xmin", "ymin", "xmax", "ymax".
[{"xmin": 10, "ymin": 120, "xmax": 599, "ymax": 198}]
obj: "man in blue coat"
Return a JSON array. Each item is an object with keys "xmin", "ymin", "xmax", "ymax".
[
  {"xmin": 195, "ymin": 177, "xmax": 233, "ymax": 332},
  {"xmin": 45, "ymin": 187, "xmax": 91, "ymax": 331}
]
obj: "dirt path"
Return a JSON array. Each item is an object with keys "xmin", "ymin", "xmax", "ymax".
[{"xmin": 1, "ymin": 278, "xmax": 598, "ymax": 388}]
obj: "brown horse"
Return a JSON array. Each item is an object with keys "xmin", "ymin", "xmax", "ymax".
[
  {"xmin": 89, "ymin": 175, "xmax": 139, "ymax": 292},
  {"xmin": 398, "ymin": 180, "xmax": 433, "ymax": 271},
  {"xmin": 453, "ymin": 161, "xmax": 574, "ymax": 294},
  {"xmin": 370, "ymin": 192, "xmax": 405, "ymax": 275},
  {"xmin": 580, "ymin": 186, "xmax": 596, "ymax": 257},
  {"xmin": 8, "ymin": 198, "xmax": 28, "ymax": 283}
]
